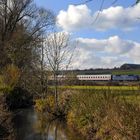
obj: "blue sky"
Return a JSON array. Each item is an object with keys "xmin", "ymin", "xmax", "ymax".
[
  {"xmin": 34, "ymin": 0, "xmax": 140, "ymax": 69},
  {"xmin": 34, "ymin": 0, "xmax": 139, "ymax": 40},
  {"xmin": 34, "ymin": 0, "xmax": 135, "ymax": 12}
]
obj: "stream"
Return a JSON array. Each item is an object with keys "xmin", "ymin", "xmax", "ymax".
[{"xmin": 12, "ymin": 108, "xmax": 83, "ymax": 140}]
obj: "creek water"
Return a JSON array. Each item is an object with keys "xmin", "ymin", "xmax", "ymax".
[{"xmin": 12, "ymin": 108, "xmax": 83, "ymax": 140}]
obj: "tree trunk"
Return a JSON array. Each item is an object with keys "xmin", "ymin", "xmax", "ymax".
[{"xmin": 54, "ymin": 73, "xmax": 58, "ymax": 108}]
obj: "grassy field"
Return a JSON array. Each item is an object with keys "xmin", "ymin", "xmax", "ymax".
[
  {"xmin": 49, "ymin": 85, "xmax": 140, "ymax": 104},
  {"xmin": 112, "ymin": 69, "xmax": 140, "ymax": 75},
  {"xmin": 58, "ymin": 85, "xmax": 140, "ymax": 91},
  {"xmin": 65, "ymin": 89, "xmax": 140, "ymax": 139}
]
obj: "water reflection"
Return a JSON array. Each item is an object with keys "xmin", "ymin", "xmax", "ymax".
[{"xmin": 13, "ymin": 108, "xmax": 82, "ymax": 140}]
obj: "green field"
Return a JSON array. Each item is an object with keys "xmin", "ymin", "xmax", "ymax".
[
  {"xmin": 112, "ymin": 69, "xmax": 140, "ymax": 75},
  {"xmin": 58, "ymin": 85, "xmax": 140, "ymax": 104},
  {"xmin": 49, "ymin": 85, "xmax": 140, "ymax": 104},
  {"xmin": 58, "ymin": 85, "xmax": 140, "ymax": 91}
]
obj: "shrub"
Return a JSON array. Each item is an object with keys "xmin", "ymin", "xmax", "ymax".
[
  {"xmin": 35, "ymin": 96, "xmax": 55, "ymax": 113},
  {"xmin": 0, "ymin": 64, "xmax": 20, "ymax": 93},
  {"xmin": 35, "ymin": 90, "xmax": 72, "ymax": 119},
  {"xmin": 2, "ymin": 64, "xmax": 20, "ymax": 89}
]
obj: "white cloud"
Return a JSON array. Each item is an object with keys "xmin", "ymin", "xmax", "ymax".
[
  {"xmin": 71, "ymin": 36, "xmax": 140, "ymax": 69},
  {"xmin": 57, "ymin": 4, "xmax": 140, "ymax": 31},
  {"xmin": 76, "ymin": 37, "xmax": 106, "ymax": 51},
  {"xmin": 57, "ymin": 5, "xmax": 92, "ymax": 31},
  {"xmin": 128, "ymin": 43, "xmax": 140, "ymax": 63},
  {"xmin": 105, "ymin": 36, "xmax": 134, "ymax": 54},
  {"xmin": 76, "ymin": 36, "xmax": 135, "ymax": 54}
]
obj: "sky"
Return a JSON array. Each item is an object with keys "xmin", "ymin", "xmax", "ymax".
[{"xmin": 34, "ymin": 0, "xmax": 140, "ymax": 69}]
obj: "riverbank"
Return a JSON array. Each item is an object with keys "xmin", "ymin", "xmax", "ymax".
[
  {"xmin": 11, "ymin": 108, "xmax": 84, "ymax": 140},
  {"xmin": 35, "ymin": 89, "xmax": 140, "ymax": 140},
  {"xmin": 0, "ymin": 86, "xmax": 33, "ymax": 139}
]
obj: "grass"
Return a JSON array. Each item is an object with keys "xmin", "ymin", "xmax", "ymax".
[
  {"xmin": 112, "ymin": 69, "xmax": 140, "ymax": 75},
  {"xmin": 49, "ymin": 85, "xmax": 140, "ymax": 105},
  {"xmin": 65, "ymin": 90, "xmax": 140, "ymax": 139},
  {"xmin": 57, "ymin": 85, "xmax": 140, "ymax": 91}
]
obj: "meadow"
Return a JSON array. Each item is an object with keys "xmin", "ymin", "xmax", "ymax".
[
  {"xmin": 112, "ymin": 69, "xmax": 140, "ymax": 75},
  {"xmin": 58, "ymin": 85, "xmax": 140, "ymax": 90},
  {"xmin": 65, "ymin": 89, "xmax": 140, "ymax": 139}
]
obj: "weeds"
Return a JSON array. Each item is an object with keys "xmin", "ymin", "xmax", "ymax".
[{"xmin": 67, "ymin": 90, "xmax": 140, "ymax": 140}]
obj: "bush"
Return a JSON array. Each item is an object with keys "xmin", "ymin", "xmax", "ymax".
[
  {"xmin": 1, "ymin": 64, "xmax": 20, "ymax": 89},
  {"xmin": 0, "ymin": 64, "xmax": 20, "ymax": 93},
  {"xmin": 35, "ymin": 96, "xmax": 55, "ymax": 113},
  {"xmin": 35, "ymin": 90, "xmax": 72, "ymax": 119}
]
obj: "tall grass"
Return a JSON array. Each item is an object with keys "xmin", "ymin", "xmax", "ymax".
[
  {"xmin": 67, "ymin": 90, "xmax": 140, "ymax": 140},
  {"xmin": 56, "ymin": 85, "xmax": 140, "ymax": 91}
]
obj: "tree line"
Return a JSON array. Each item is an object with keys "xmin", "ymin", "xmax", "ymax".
[{"xmin": 0, "ymin": 0, "xmax": 76, "ymax": 113}]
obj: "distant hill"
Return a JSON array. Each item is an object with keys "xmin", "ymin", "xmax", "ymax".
[
  {"xmin": 120, "ymin": 64, "xmax": 140, "ymax": 70},
  {"xmin": 58, "ymin": 64, "xmax": 140, "ymax": 75}
]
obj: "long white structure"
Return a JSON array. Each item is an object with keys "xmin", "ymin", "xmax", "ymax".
[
  {"xmin": 49, "ymin": 74, "xmax": 139, "ymax": 81},
  {"xmin": 77, "ymin": 74, "xmax": 112, "ymax": 81}
]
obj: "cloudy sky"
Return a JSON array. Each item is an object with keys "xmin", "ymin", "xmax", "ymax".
[{"xmin": 35, "ymin": 0, "xmax": 140, "ymax": 69}]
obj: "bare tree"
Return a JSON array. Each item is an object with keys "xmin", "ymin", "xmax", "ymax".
[
  {"xmin": 0, "ymin": 0, "xmax": 55, "ymax": 67},
  {"xmin": 0, "ymin": 0, "xmax": 56, "ymax": 96},
  {"xmin": 45, "ymin": 32, "xmax": 74, "ymax": 108},
  {"xmin": 38, "ymin": 36, "xmax": 49, "ymax": 99}
]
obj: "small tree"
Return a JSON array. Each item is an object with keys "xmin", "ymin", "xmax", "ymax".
[
  {"xmin": 64, "ymin": 72, "xmax": 78, "ymax": 86},
  {"xmin": 45, "ymin": 32, "xmax": 74, "ymax": 108}
]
